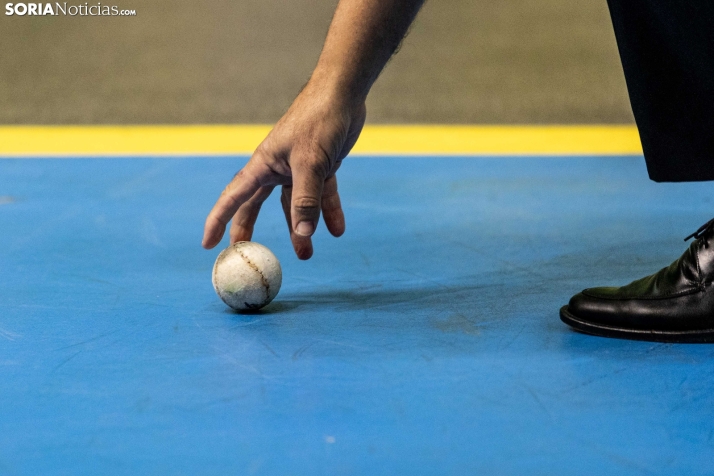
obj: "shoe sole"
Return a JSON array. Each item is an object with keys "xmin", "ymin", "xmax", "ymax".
[{"xmin": 559, "ymin": 306, "xmax": 714, "ymax": 343}]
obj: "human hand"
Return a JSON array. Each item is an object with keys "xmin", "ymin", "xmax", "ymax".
[{"xmin": 202, "ymin": 81, "xmax": 366, "ymax": 259}]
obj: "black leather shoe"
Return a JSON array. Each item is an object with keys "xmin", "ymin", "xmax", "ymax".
[{"xmin": 560, "ymin": 218, "xmax": 714, "ymax": 342}]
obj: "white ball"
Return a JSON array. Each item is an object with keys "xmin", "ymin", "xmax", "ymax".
[{"xmin": 212, "ymin": 242, "xmax": 282, "ymax": 311}]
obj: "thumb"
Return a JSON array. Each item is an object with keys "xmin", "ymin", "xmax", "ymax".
[{"xmin": 290, "ymin": 156, "xmax": 328, "ymax": 237}]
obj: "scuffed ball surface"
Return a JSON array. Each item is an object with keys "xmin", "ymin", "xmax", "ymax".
[{"xmin": 212, "ymin": 242, "xmax": 282, "ymax": 311}]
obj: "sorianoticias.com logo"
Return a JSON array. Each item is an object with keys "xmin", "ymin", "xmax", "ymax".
[{"xmin": 5, "ymin": 3, "xmax": 136, "ymax": 16}]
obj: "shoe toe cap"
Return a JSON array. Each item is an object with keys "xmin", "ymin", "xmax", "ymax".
[{"xmin": 567, "ymin": 288, "xmax": 621, "ymax": 324}]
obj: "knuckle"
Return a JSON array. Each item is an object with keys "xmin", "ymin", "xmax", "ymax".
[
  {"xmin": 209, "ymin": 213, "xmax": 228, "ymax": 227},
  {"xmin": 219, "ymin": 188, "xmax": 239, "ymax": 207},
  {"xmin": 292, "ymin": 196, "xmax": 321, "ymax": 212},
  {"xmin": 251, "ymin": 149, "xmax": 272, "ymax": 168},
  {"xmin": 232, "ymin": 167, "xmax": 254, "ymax": 183},
  {"xmin": 253, "ymin": 142, "xmax": 269, "ymax": 156},
  {"xmin": 309, "ymin": 160, "xmax": 330, "ymax": 177},
  {"xmin": 322, "ymin": 194, "xmax": 341, "ymax": 210},
  {"xmin": 255, "ymin": 143, "xmax": 292, "ymax": 176},
  {"xmin": 293, "ymin": 155, "xmax": 330, "ymax": 178}
]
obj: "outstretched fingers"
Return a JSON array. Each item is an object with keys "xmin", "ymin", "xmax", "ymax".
[
  {"xmin": 290, "ymin": 157, "xmax": 327, "ymax": 240},
  {"xmin": 280, "ymin": 175, "xmax": 345, "ymax": 260},
  {"xmin": 321, "ymin": 175, "xmax": 345, "ymax": 237},
  {"xmin": 202, "ymin": 161, "xmax": 266, "ymax": 249},
  {"xmin": 229, "ymin": 185, "xmax": 276, "ymax": 243},
  {"xmin": 281, "ymin": 185, "xmax": 313, "ymax": 260}
]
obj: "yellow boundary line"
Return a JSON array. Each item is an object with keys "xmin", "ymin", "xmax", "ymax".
[{"xmin": 0, "ymin": 125, "xmax": 642, "ymax": 156}]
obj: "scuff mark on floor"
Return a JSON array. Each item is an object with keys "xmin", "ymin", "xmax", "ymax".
[
  {"xmin": 0, "ymin": 328, "xmax": 21, "ymax": 341},
  {"xmin": 431, "ymin": 313, "xmax": 480, "ymax": 335}
]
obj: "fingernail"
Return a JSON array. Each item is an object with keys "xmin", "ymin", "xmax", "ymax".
[{"xmin": 296, "ymin": 221, "xmax": 315, "ymax": 237}]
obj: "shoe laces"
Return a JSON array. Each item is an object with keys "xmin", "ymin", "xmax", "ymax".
[{"xmin": 684, "ymin": 218, "xmax": 714, "ymax": 246}]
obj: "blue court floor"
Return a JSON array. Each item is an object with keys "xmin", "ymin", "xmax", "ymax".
[{"xmin": 1, "ymin": 156, "xmax": 714, "ymax": 475}]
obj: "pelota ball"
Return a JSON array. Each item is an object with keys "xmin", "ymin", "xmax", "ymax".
[{"xmin": 212, "ymin": 242, "xmax": 282, "ymax": 311}]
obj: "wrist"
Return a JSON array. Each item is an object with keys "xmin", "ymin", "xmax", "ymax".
[{"xmin": 308, "ymin": 64, "xmax": 370, "ymax": 107}]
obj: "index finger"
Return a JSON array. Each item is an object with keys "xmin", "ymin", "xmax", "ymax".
[{"xmin": 202, "ymin": 160, "xmax": 266, "ymax": 249}]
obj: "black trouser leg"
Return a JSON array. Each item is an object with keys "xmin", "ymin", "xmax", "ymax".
[{"xmin": 607, "ymin": 0, "xmax": 714, "ymax": 182}]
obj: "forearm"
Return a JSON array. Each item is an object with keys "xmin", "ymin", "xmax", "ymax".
[
  {"xmin": 205, "ymin": 1, "xmax": 419, "ymax": 253},
  {"xmin": 310, "ymin": 0, "xmax": 425, "ymax": 102}
]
